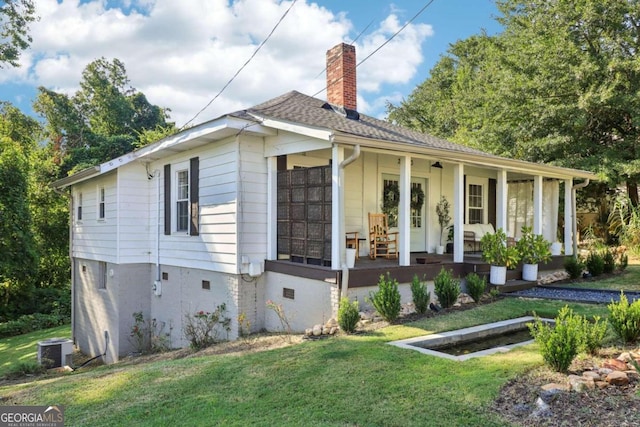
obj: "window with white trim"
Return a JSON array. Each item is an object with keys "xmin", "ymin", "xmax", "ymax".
[
  {"xmin": 97, "ymin": 187, "xmax": 105, "ymax": 220},
  {"xmin": 176, "ymin": 169, "xmax": 189, "ymax": 232},
  {"xmin": 98, "ymin": 261, "xmax": 107, "ymax": 290},
  {"xmin": 468, "ymin": 183, "xmax": 484, "ymax": 224}
]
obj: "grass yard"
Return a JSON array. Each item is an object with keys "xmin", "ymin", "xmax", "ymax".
[
  {"xmin": 0, "ymin": 299, "xmax": 609, "ymax": 427},
  {"xmin": 560, "ymin": 264, "xmax": 640, "ymax": 291},
  {"xmin": 0, "ymin": 325, "xmax": 70, "ymax": 378}
]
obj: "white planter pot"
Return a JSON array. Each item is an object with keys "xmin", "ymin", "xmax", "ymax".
[
  {"xmin": 490, "ymin": 265, "xmax": 507, "ymax": 285},
  {"xmin": 435, "ymin": 245, "xmax": 445, "ymax": 255},
  {"xmin": 522, "ymin": 263, "xmax": 538, "ymax": 281},
  {"xmin": 346, "ymin": 248, "xmax": 357, "ymax": 268},
  {"xmin": 551, "ymin": 242, "xmax": 562, "ymax": 256}
]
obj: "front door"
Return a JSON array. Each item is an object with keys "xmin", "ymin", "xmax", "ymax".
[
  {"xmin": 382, "ymin": 174, "xmax": 428, "ymax": 252},
  {"xmin": 410, "ymin": 178, "xmax": 427, "ymax": 252}
]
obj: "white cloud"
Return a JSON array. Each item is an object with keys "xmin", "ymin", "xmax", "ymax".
[{"xmin": 9, "ymin": 0, "xmax": 433, "ymax": 126}]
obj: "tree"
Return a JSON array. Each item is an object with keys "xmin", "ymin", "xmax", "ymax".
[
  {"xmin": 0, "ymin": 105, "xmax": 39, "ymax": 319},
  {"xmin": 388, "ymin": 0, "xmax": 640, "ymax": 203},
  {"xmin": 35, "ymin": 57, "xmax": 175, "ymax": 177},
  {"xmin": 0, "ymin": 0, "xmax": 36, "ymax": 67}
]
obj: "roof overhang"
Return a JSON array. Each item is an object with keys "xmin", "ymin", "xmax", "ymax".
[
  {"xmin": 52, "ymin": 115, "xmax": 276, "ymax": 189},
  {"xmin": 332, "ymin": 132, "xmax": 597, "ymax": 181}
]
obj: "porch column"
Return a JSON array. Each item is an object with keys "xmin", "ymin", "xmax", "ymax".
[
  {"xmin": 564, "ymin": 179, "xmax": 574, "ymax": 256},
  {"xmin": 453, "ymin": 163, "xmax": 464, "ymax": 263},
  {"xmin": 331, "ymin": 145, "xmax": 345, "ymax": 270},
  {"xmin": 266, "ymin": 156, "xmax": 277, "ymax": 260},
  {"xmin": 496, "ymin": 169, "xmax": 508, "ymax": 233},
  {"xmin": 533, "ymin": 175, "xmax": 543, "ymax": 235},
  {"xmin": 398, "ymin": 156, "xmax": 411, "ymax": 266}
]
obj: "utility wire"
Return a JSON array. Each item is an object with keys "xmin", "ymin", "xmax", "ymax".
[
  {"xmin": 312, "ymin": 0, "xmax": 437, "ymax": 98},
  {"xmin": 180, "ymin": 0, "xmax": 298, "ymax": 130}
]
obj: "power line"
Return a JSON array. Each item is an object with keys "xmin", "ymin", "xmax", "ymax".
[
  {"xmin": 180, "ymin": 0, "xmax": 298, "ymax": 130},
  {"xmin": 312, "ymin": 0, "xmax": 437, "ymax": 99}
]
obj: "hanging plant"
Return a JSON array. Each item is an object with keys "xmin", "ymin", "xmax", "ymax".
[{"xmin": 411, "ymin": 186, "xmax": 425, "ymax": 212}]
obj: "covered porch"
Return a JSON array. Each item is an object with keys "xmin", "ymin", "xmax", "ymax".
[{"xmin": 266, "ymin": 140, "xmax": 591, "ymax": 274}]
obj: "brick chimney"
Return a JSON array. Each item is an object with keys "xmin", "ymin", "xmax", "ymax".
[{"xmin": 326, "ymin": 43, "xmax": 357, "ymax": 111}]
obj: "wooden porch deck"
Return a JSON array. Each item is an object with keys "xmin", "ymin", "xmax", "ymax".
[{"xmin": 265, "ymin": 254, "xmax": 567, "ymax": 291}]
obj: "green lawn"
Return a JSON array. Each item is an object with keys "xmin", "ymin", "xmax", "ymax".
[
  {"xmin": 0, "ymin": 324, "xmax": 71, "ymax": 378},
  {"xmin": 0, "ymin": 299, "xmax": 608, "ymax": 427},
  {"xmin": 556, "ymin": 264, "xmax": 640, "ymax": 291}
]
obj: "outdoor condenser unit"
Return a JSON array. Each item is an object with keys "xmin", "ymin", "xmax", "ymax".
[{"xmin": 37, "ymin": 338, "xmax": 74, "ymax": 368}]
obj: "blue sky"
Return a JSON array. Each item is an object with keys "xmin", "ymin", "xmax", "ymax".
[{"xmin": 0, "ymin": 0, "xmax": 502, "ymax": 126}]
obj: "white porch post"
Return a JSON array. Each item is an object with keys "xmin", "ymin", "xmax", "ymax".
[
  {"xmin": 496, "ymin": 169, "xmax": 508, "ymax": 233},
  {"xmin": 266, "ymin": 156, "xmax": 277, "ymax": 260},
  {"xmin": 533, "ymin": 175, "xmax": 543, "ymax": 235},
  {"xmin": 564, "ymin": 179, "xmax": 574, "ymax": 256},
  {"xmin": 331, "ymin": 145, "xmax": 345, "ymax": 270},
  {"xmin": 453, "ymin": 163, "xmax": 464, "ymax": 263},
  {"xmin": 398, "ymin": 156, "xmax": 411, "ymax": 266}
]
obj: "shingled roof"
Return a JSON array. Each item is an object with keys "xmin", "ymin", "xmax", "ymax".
[{"xmin": 231, "ymin": 90, "xmax": 494, "ymax": 158}]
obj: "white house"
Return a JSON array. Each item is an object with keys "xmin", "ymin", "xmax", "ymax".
[{"xmin": 53, "ymin": 43, "xmax": 596, "ymax": 363}]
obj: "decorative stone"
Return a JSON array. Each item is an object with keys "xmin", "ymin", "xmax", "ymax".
[
  {"xmin": 603, "ymin": 359, "xmax": 628, "ymax": 371},
  {"xmin": 457, "ymin": 293, "xmax": 474, "ymax": 304},
  {"xmin": 595, "ymin": 381, "xmax": 609, "ymax": 390},
  {"xmin": 312, "ymin": 324, "xmax": 322, "ymax": 336},
  {"xmin": 539, "ymin": 388, "xmax": 562, "ymax": 403},
  {"xmin": 606, "ymin": 371, "xmax": 629, "ymax": 386},
  {"xmin": 568, "ymin": 375, "xmax": 594, "ymax": 392},
  {"xmin": 541, "ymin": 383, "xmax": 570, "ymax": 392},
  {"xmin": 582, "ymin": 371, "xmax": 601, "ymax": 381},
  {"xmin": 329, "ymin": 327, "xmax": 338, "ymax": 335},
  {"xmin": 325, "ymin": 318, "xmax": 338, "ymax": 328},
  {"xmin": 322, "ymin": 326, "xmax": 329, "ymax": 335},
  {"xmin": 598, "ymin": 368, "xmax": 613, "ymax": 376},
  {"xmin": 304, "ymin": 328, "xmax": 313, "ymax": 336},
  {"xmin": 617, "ymin": 352, "xmax": 632, "ymax": 362}
]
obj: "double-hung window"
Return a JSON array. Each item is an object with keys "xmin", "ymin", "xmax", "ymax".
[
  {"xmin": 176, "ymin": 169, "xmax": 189, "ymax": 232},
  {"xmin": 77, "ymin": 192, "xmax": 83, "ymax": 221},
  {"xmin": 164, "ymin": 157, "xmax": 199, "ymax": 236},
  {"xmin": 98, "ymin": 187, "xmax": 106, "ymax": 220}
]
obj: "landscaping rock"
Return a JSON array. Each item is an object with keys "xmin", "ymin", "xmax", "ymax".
[
  {"xmin": 325, "ymin": 318, "xmax": 338, "ymax": 328},
  {"xmin": 312, "ymin": 324, "xmax": 322, "ymax": 336},
  {"xmin": 606, "ymin": 371, "xmax": 629, "ymax": 386},
  {"xmin": 540, "ymin": 383, "xmax": 570, "ymax": 392},
  {"xmin": 603, "ymin": 358, "xmax": 628, "ymax": 371},
  {"xmin": 582, "ymin": 371, "xmax": 601, "ymax": 381},
  {"xmin": 304, "ymin": 328, "xmax": 313, "ymax": 336}
]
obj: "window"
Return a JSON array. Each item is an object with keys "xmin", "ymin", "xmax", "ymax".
[
  {"xmin": 176, "ymin": 169, "xmax": 189, "ymax": 232},
  {"xmin": 164, "ymin": 157, "xmax": 199, "ymax": 236},
  {"xmin": 77, "ymin": 193, "xmax": 83, "ymax": 221},
  {"xmin": 98, "ymin": 261, "xmax": 107, "ymax": 290},
  {"xmin": 468, "ymin": 184, "xmax": 484, "ymax": 224},
  {"xmin": 98, "ymin": 187, "xmax": 105, "ymax": 220}
]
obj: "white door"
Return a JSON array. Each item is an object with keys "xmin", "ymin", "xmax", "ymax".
[
  {"xmin": 410, "ymin": 178, "xmax": 427, "ymax": 252},
  {"xmin": 381, "ymin": 175, "xmax": 428, "ymax": 252}
]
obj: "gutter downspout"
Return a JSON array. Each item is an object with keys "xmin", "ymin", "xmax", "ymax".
[
  {"xmin": 572, "ymin": 179, "xmax": 590, "ymax": 258},
  {"xmin": 339, "ymin": 145, "xmax": 361, "ymax": 299},
  {"xmin": 153, "ymin": 170, "xmax": 161, "ymax": 291}
]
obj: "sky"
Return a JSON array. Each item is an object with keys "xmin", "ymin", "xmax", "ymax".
[{"xmin": 0, "ymin": 0, "xmax": 503, "ymax": 128}]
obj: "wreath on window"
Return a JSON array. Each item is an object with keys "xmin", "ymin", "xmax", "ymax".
[{"xmin": 382, "ymin": 182, "xmax": 425, "ymax": 212}]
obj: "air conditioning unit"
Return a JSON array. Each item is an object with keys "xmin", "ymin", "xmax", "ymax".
[{"xmin": 37, "ymin": 338, "xmax": 74, "ymax": 368}]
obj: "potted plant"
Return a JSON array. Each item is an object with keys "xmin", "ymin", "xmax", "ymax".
[
  {"xmin": 446, "ymin": 225, "xmax": 454, "ymax": 254},
  {"xmin": 515, "ymin": 226, "xmax": 551, "ymax": 281},
  {"xmin": 480, "ymin": 228, "xmax": 520, "ymax": 285},
  {"xmin": 435, "ymin": 196, "xmax": 451, "ymax": 255}
]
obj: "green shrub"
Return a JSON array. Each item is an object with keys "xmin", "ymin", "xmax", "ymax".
[
  {"xmin": 410, "ymin": 274, "xmax": 430, "ymax": 314},
  {"xmin": 580, "ymin": 315, "xmax": 608, "ymax": 355},
  {"xmin": 617, "ymin": 252, "xmax": 628, "ymax": 271},
  {"xmin": 337, "ymin": 297, "xmax": 360, "ymax": 333},
  {"xmin": 465, "ymin": 272, "xmax": 486, "ymax": 303},
  {"xmin": 0, "ymin": 313, "xmax": 68, "ymax": 339},
  {"xmin": 528, "ymin": 306, "xmax": 583, "ymax": 372},
  {"xmin": 564, "ymin": 256, "xmax": 584, "ymax": 279},
  {"xmin": 585, "ymin": 251, "xmax": 605, "ymax": 276},
  {"xmin": 368, "ymin": 273, "xmax": 401, "ymax": 322},
  {"xmin": 602, "ymin": 249, "xmax": 616, "ymax": 274},
  {"xmin": 607, "ymin": 292, "xmax": 640, "ymax": 344},
  {"xmin": 3, "ymin": 360, "xmax": 46, "ymax": 380},
  {"xmin": 433, "ymin": 268, "xmax": 460, "ymax": 309},
  {"xmin": 184, "ymin": 304, "xmax": 231, "ymax": 350}
]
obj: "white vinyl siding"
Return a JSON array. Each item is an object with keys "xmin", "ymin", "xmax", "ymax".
[
  {"xmin": 118, "ymin": 163, "xmax": 153, "ymax": 264},
  {"xmin": 97, "ymin": 187, "xmax": 106, "ymax": 220}
]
